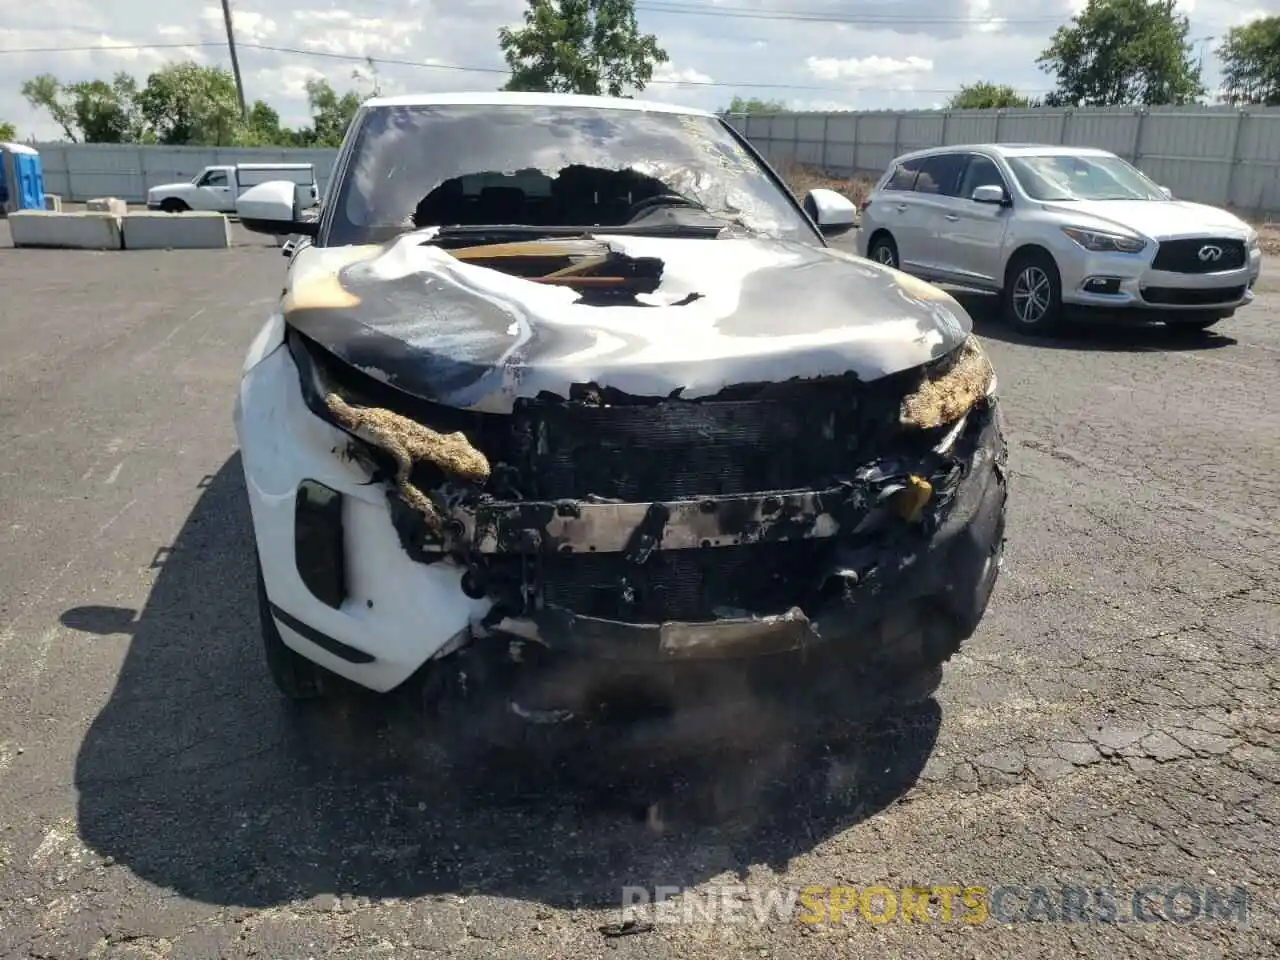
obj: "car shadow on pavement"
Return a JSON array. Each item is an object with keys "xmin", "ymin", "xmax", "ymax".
[
  {"xmin": 954, "ymin": 291, "xmax": 1240, "ymax": 352},
  {"xmin": 69, "ymin": 455, "xmax": 941, "ymax": 910}
]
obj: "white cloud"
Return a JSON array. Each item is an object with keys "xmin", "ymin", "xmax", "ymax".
[
  {"xmin": 652, "ymin": 63, "xmax": 713, "ymax": 87},
  {"xmin": 1228, "ymin": 8, "xmax": 1271, "ymax": 25},
  {"xmin": 254, "ymin": 63, "xmax": 324, "ymax": 101},
  {"xmin": 790, "ymin": 98, "xmax": 861, "ymax": 112},
  {"xmin": 294, "ymin": 12, "xmax": 422, "ymax": 58},
  {"xmin": 967, "ymin": 0, "xmax": 1008, "ymax": 34},
  {"xmin": 2, "ymin": 0, "xmax": 1278, "ymax": 141},
  {"xmin": 805, "ymin": 55, "xmax": 934, "ymax": 83},
  {"xmin": 201, "ymin": 7, "xmax": 278, "ymax": 44}
]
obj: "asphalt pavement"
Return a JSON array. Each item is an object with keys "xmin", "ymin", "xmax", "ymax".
[{"xmin": 0, "ymin": 222, "xmax": 1277, "ymax": 959}]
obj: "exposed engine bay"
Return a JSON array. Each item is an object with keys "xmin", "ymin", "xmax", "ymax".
[
  {"xmin": 278, "ymin": 228, "xmax": 1005, "ymax": 685},
  {"xmin": 232, "ymin": 96, "xmax": 1010, "ymax": 732}
]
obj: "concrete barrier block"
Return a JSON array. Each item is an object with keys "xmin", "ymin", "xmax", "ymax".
[
  {"xmin": 9, "ymin": 211, "xmax": 123, "ymax": 250},
  {"xmin": 121, "ymin": 211, "xmax": 231, "ymax": 250},
  {"xmin": 43, "ymin": 194, "xmax": 62, "ymax": 212},
  {"xmin": 86, "ymin": 197, "xmax": 127, "ymax": 217}
]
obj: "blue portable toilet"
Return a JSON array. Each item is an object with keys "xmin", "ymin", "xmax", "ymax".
[{"xmin": 0, "ymin": 143, "xmax": 46, "ymax": 214}]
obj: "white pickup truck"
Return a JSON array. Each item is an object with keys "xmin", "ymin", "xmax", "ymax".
[{"xmin": 146, "ymin": 163, "xmax": 318, "ymax": 214}]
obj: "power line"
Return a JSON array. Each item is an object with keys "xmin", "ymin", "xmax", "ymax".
[
  {"xmin": 236, "ymin": 43, "xmax": 508, "ymax": 76},
  {"xmin": 634, "ymin": 1, "xmax": 1067, "ymax": 26},
  {"xmin": 0, "ymin": 38, "xmax": 1051, "ymax": 94},
  {"xmin": 0, "ymin": 41, "xmax": 224, "ymax": 56},
  {"xmin": 235, "ymin": 42, "xmax": 1049, "ymax": 93}
]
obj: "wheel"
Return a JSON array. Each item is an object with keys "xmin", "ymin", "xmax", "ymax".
[
  {"xmin": 256, "ymin": 559, "xmax": 333, "ymax": 700},
  {"xmin": 868, "ymin": 233, "xmax": 899, "ymax": 269},
  {"xmin": 159, "ymin": 198, "xmax": 189, "ymax": 213},
  {"xmin": 1003, "ymin": 250, "xmax": 1063, "ymax": 332}
]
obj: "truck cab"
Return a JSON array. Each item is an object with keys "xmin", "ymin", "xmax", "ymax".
[{"xmin": 147, "ymin": 163, "xmax": 318, "ymax": 214}]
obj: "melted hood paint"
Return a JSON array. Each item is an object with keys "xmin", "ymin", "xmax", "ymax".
[{"xmin": 282, "ymin": 230, "xmax": 972, "ymax": 414}]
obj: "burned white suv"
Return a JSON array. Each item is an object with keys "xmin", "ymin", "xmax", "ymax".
[{"xmin": 233, "ymin": 92, "xmax": 1007, "ymax": 726}]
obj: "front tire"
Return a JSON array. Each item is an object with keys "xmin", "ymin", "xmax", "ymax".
[
  {"xmin": 868, "ymin": 233, "xmax": 899, "ymax": 269},
  {"xmin": 1003, "ymin": 250, "xmax": 1064, "ymax": 332},
  {"xmin": 256, "ymin": 560, "xmax": 333, "ymax": 700},
  {"xmin": 159, "ymin": 198, "xmax": 189, "ymax": 213}
]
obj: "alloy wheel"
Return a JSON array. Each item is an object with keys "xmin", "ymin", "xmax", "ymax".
[{"xmin": 1012, "ymin": 265, "xmax": 1052, "ymax": 324}]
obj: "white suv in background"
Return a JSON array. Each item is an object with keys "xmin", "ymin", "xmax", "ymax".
[{"xmin": 856, "ymin": 144, "xmax": 1263, "ymax": 333}]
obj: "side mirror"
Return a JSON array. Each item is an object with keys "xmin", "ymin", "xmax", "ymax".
[
  {"xmin": 1158, "ymin": 185, "xmax": 1173, "ymax": 199},
  {"xmin": 971, "ymin": 184, "xmax": 1008, "ymax": 205},
  {"xmin": 237, "ymin": 180, "xmax": 318, "ymax": 237},
  {"xmin": 803, "ymin": 187, "xmax": 858, "ymax": 237}
]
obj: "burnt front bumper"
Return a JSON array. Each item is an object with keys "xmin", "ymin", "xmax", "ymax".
[{"xmin": 470, "ymin": 397, "xmax": 1007, "ymax": 664}]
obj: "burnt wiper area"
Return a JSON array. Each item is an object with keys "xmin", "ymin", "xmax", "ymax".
[
  {"xmin": 408, "ymin": 164, "xmax": 729, "ymax": 238},
  {"xmin": 623, "ymin": 192, "xmax": 706, "ymax": 219},
  {"xmin": 426, "ymin": 222, "xmax": 723, "ymax": 244}
]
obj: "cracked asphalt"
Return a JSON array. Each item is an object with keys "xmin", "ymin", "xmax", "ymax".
[{"xmin": 0, "ymin": 222, "xmax": 1276, "ymax": 959}]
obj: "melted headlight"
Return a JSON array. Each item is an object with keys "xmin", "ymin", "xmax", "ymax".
[{"xmin": 899, "ymin": 335, "xmax": 996, "ymax": 432}]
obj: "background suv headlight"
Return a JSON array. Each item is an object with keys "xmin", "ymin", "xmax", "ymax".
[
  {"xmin": 1061, "ymin": 226, "xmax": 1146, "ymax": 253},
  {"xmin": 1246, "ymin": 229, "xmax": 1260, "ymax": 252}
]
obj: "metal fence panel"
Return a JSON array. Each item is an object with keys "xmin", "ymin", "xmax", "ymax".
[
  {"xmin": 997, "ymin": 111, "xmax": 1068, "ymax": 144},
  {"xmin": 32, "ymin": 143, "xmax": 340, "ymax": 202},
  {"xmin": 33, "ymin": 105, "xmax": 1280, "ymax": 213},
  {"xmin": 1061, "ymin": 109, "xmax": 1135, "ymax": 154},
  {"xmin": 945, "ymin": 111, "xmax": 1000, "ymax": 145}
]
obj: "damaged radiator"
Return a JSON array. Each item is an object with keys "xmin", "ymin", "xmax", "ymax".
[{"xmin": 506, "ymin": 379, "xmax": 910, "ymax": 502}]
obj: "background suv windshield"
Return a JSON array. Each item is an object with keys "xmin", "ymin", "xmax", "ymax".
[
  {"xmin": 324, "ymin": 104, "xmax": 816, "ymax": 246},
  {"xmin": 1007, "ymin": 153, "xmax": 1166, "ymax": 202}
]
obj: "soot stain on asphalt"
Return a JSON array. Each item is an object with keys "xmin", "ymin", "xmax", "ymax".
[{"xmin": 71, "ymin": 454, "xmax": 939, "ymax": 909}]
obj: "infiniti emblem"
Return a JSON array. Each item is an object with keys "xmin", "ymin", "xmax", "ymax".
[{"xmin": 1198, "ymin": 244, "xmax": 1223, "ymax": 262}]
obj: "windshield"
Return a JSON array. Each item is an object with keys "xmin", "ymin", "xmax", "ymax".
[
  {"xmin": 323, "ymin": 104, "xmax": 817, "ymax": 246},
  {"xmin": 1007, "ymin": 154, "xmax": 1167, "ymax": 202}
]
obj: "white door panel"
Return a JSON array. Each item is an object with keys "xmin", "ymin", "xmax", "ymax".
[
  {"xmin": 193, "ymin": 171, "xmax": 235, "ymax": 212},
  {"xmin": 947, "ymin": 204, "xmax": 1009, "ymax": 285},
  {"xmin": 948, "ymin": 155, "xmax": 1014, "ymax": 285}
]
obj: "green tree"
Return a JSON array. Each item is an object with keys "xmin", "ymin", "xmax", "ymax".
[
  {"xmin": 0, "ymin": 121, "xmax": 18, "ymax": 141},
  {"xmin": 21, "ymin": 74, "xmax": 77, "ymax": 141},
  {"xmin": 1037, "ymin": 0, "xmax": 1203, "ymax": 106},
  {"xmin": 136, "ymin": 63, "xmax": 242, "ymax": 145},
  {"xmin": 947, "ymin": 83, "xmax": 1030, "ymax": 109},
  {"xmin": 721, "ymin": 96, "xmax": 787, "ymax": 114},
  {"xmin": 235, "ymin": 99, "xmax": 290, "ymax": 146},
  {"xmin": 303, "ymin": 78, "xmax": 363, "ymax": 147},
  {"xmin": 499, "ymin": 0, "xmax": 669, "ymax": 96},
  {"xmin": 20, "ymin": 72, "xmax": 143, "ymax": 142},
  {"xmin": 1218, "ymin": 16, "xmax": 1280, "ymax": 105}
]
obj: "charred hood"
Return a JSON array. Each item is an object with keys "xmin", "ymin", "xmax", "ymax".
[{"xmin": 281, "ymin": 230, "xmax": 972, "ymax": 414}]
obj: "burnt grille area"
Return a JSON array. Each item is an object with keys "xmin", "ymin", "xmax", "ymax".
[
  {"xmin": 510, "ymin": 384, "xmax": 904, "ymax": 502},
  {"xmin": 1142, "ymin": 285, "xmax": 1245, "ymax": 306},
  {"xmin": 1151, "ymin": 238, "xmax": 1246, "ymax": 274},
  {"xmin": 291, "ymin": 326, "xmax": 934, "ymax": 505},
  {"xmin": 537, "ymin": 540, "xmax": 834, "ymax": 622}
]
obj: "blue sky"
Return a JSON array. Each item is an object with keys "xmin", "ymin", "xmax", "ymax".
[{"xmin": 1, "ymin": 1, "xmax": 1276, "ymax": 139}]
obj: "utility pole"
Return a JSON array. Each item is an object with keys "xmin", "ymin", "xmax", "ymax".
[
  {"xmin": 1196, "ymin": 36, "xmax": 1214, "ymax": 75},
  {"xmin": 220, "ymin": 0, "xmax": 247, "ymax": 118}
]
